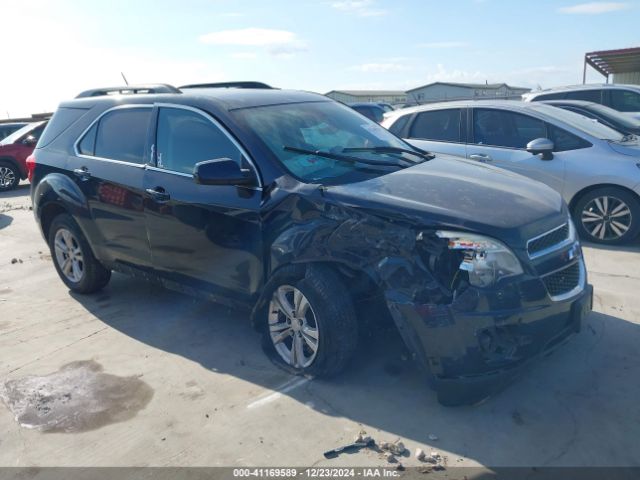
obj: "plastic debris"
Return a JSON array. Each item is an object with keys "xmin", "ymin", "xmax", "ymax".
[
  {"xmin": 428, "ymin": 433, "xmax": 439, "ymax": 441},
  {"xmin": 379, "ymin": 440, "xmax": 406, "ymax": 456},
  {"xmin": 415, "ymin": 448, "xmax": 427, "ymax": 461},
  {"xmin": 324, "ymin": 438, "xmax": 375, "ymax": 459}
]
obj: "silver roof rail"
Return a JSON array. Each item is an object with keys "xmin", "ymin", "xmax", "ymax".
[{"xmin": 75, "ymin": 84, "xmax": 180, "ymax": 98}]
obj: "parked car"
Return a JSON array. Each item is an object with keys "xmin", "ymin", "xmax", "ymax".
[
  {"xmin": 523, "ymin": 84, "xmax": 640, "ymax": 119},
  {"xmin": 0, "ymin": 122, "xmax": 27, "ymax": 142},
  {"xmin": 382, "ymin": 101, "xmax": 640, "ymax": 245},
  {"xmin": 349, "ymin": 103, "xmax": 387, "ymax": 123},
  {"xmin": 30, "ymin": 86, "xmax": 592, "ymax": 405},
  {"xmin": 0, "ymin": 121, "xmax": 47, "ymax": 191},
  {"xmin": 540, "ymin": 99, "xmax": 640, "ymax": 136}
]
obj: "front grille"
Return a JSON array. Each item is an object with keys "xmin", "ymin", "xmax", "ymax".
[
  {"xmin": 527, "ymin": 223, "xmax": 570, "ymax": 258},
  {"xmin": 542, "ymin": 262, "xmax": 581, "ymax": 298}
]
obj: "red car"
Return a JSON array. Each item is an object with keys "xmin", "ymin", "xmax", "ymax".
[{"xmin": 0, "ymin": 121, "xmax": 47, "ymax": 191}]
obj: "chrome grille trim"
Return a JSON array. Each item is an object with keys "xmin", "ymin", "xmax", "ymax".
[{"xmin": 527, "ymin": 222, "xmax": 574, "ymax": 259}]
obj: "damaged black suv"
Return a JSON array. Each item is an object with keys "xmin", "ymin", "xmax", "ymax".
[{"xmin": 30, "ymin": 84, "xmax": 592, "ymax": 405}]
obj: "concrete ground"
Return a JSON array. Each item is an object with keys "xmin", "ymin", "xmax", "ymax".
[{"xmin": 0, "ymin": 182, "xmax": 639, "ymax": 468}]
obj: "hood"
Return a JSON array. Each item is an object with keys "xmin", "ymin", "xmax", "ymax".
[
  {"xmin": 326, "ymin": 155, "xmax": 566, "ymax": 247},
  {"xmin": 608, "ymin": 139, "xmax": 640, "ymax": 158}
]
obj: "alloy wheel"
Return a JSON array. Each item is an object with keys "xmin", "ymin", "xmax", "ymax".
[
  {"xmin": 53, "ymin": 228, "xmax": 85, "ymax": 283},
  {"xmin": 0, "ymin": 166, "xmax": 16, "ymax": 188},
  {"xmin": 268, "ymin": 285, "xmax": 320, "ymax": 368},
  {"xmin": 581, "ymin": 195, "xmax": 632, "ymax": 241}
]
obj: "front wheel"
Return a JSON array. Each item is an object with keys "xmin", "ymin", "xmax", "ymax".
[
  {"xmin": 261, "ymin": 265, "xmax": 358, "ymax": 378},
  {"xmin": 48, "ymin": 214, "xmax": 111, "ymax": 293},
  {"xmin": 573, "ymin": 187, "xmax": 640, "ymax": 245}
]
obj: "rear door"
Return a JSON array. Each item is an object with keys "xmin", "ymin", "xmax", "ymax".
[
  {"xmin": 71, "ymin": 106, "xmax": 153, "ymax": 269},
  {"xmin": 404, "ymin": 108, "xmax": 467, "ymax": 157},
  {"xmin": 143, "ymin": 104, "xmax": 263, "ymax": 303},
  {"xmin": 467, "ymin": 107, "xmax": 565, "ymax": 192}
]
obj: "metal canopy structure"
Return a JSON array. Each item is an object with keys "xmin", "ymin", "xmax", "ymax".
[{"xmin": 584, "ymin": 47, "xmax": 640, "ymax": 83}]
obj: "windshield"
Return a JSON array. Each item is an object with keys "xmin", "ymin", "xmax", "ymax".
[
  {"xmin": 0, "ymin": 122, "xmax": 43, "ymax": 146},
  {"xmin": 233, "ymin": 101, "xmax": 423, "ymax": 185},
  {"xmin": 587, "ymin": 104, "xmax": 640, "ymax": 130},
  {"xmin": 532, "ymin": 104, "xmax": 624, "ymax": 141}
]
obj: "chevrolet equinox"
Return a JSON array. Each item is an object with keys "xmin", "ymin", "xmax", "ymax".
[{"xmin": 29, "ymin": 84, "xmax": 593, "ymax": 405}]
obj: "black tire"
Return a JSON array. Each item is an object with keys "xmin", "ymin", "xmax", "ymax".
[
  {"xmin": 48, "ymin": 213, "xmax": 111, "ymax": 293},
  {"xmin": 261, "ymin": 264, "xmax": 358, "ymax": 378},
  {"xmin": 0, "ymin": 161, "xmax": 19, "ymax": 192},
  {"xmin": 573, "ymin": 187, "xmax": 640, "ymax": 245}
]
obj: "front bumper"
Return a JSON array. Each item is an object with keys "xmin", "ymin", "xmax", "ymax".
[{"xmin": 385, "ymin": 265, "xmax": 593, "ymax": 406}]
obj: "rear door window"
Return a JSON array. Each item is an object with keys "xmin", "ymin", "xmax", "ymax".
[
  {"xmin": 472, "ymin": 109, "xmax": 546, "ymax": 148},
  {"xmin": 410, "ymin": 109, "xmax": 462, "ymax": 142},
  {"xmin": 155, "ymin": 107, "xmax": 242, "ymax": 175},
  {"xmin": 90, "ymin": 108, "xmax": 152, "ymax": 163}
]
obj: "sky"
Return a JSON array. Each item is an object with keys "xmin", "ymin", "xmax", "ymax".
[{"xmin": 1, "ymin": 0, "xmax": 639, "ymax": 118}]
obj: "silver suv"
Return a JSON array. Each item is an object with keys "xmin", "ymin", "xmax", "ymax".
[
  {"xmin": 523, "ymin": 84, "xmax": 640, "ymax": 119},
  {"xmin": 382, "ymin": 101, "xmax": 640, "ymax": 244}
]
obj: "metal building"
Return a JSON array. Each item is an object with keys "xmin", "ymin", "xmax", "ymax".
[
  {"xmin": 583, "ymin": 47, "xmax": 640, "ymax": 85},
  {"xmin": 325, "ymin": 90, "xmax": 407, "ymax": 106},
  {"xmin": 405, "ymin": 82, "xmax": 531, "ymax": 105}
]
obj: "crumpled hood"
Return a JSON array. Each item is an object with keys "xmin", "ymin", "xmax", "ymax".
[
  {"xmin": 608, "ymin": 140, "xmax": 640, "ymax": 157},
  {"xmin": 326, "ymin": 155, "xmax": 566, "ymax": 247}
]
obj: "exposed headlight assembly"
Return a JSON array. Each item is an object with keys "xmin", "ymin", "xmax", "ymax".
[{"xmin": 435, "ymin": 231, "xmax": 523, "ymax": 288}]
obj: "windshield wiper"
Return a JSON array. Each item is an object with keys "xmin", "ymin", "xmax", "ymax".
[
  {"xmin": 283, "ymin": 146, "xmax": 410, "ymax": 168},
  {"xmin": 342, "ymin": 146, "xmax": 435, "ymax": 162}
]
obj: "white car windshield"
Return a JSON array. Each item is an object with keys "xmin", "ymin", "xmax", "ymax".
[{"xmin": 531, "ymin": 105, "xmax": 624, "ymax": 141}]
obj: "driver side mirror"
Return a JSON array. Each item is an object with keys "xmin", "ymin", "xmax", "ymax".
[
  {"xmin": 193, "ymin": 158, "xmax": 255, "ymax": 186},
  {"xmin": 22, "ymin": 135, "xmax": 37, "ymax": 147},
  {"xmin": 526, "ymin": 138, "xmax": 554, "ymax": 160}
]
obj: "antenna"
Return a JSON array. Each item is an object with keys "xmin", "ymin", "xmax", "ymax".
[{"xmin": 121, "ymin": 72, "xmax": 129, "ymax": 86}]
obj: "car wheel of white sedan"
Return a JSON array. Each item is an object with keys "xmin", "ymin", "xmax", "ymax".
[{"xmin": 574, "ymin": 187, "xmax": 640, "ymax": 245}]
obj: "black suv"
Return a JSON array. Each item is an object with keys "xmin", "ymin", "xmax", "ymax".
[{"xmin": 30, "ymin": 84, "xmax": 593, "ymax": 405}]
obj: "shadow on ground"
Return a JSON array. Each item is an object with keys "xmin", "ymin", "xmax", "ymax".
[
  {"xmin": 0, "ymin": 183, "xmax": 30, "ymax": 200},
  {"xmin": 69, "ymin": 273, "xmax": 640, "ymax": 466}
]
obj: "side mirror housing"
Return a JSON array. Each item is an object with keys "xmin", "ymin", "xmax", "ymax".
[
  {"xmin": 193, "ymin": 158, "xmax": 254, "ymax": 186},
  {"xmin": 526, "ymin": 138, "xmax": 555, "ymax": 160},
  {"xmin": 22, "ymin": 135, "xmax": 37, "ymax": 147}
]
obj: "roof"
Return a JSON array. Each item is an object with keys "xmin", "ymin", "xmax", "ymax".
[
  {"xmin": 522, "ymin": 83, "xmax": 640, "ymax": 100},
  {"xmin": 585, "ymin": 47, "xmax": 640, "ymax": 77},
  {"xmin": 384, "ymin": 99, "xmax": 560, "ymax": 120},
  {"xmin": 63, "ymin": 88, "xmax": 330, "ymax": 112},
  {"xmin": 325, "ymin": 90, "xmax": 406, "ymax": 97},
  {"xmin": 406, "ymin": 82, "xmax": 530, "ymax": 93}
]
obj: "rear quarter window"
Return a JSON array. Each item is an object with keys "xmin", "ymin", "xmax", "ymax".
[
  {"xmin": 387, "ymin": 114, "xmax": 411, "ymax": 137},
  {"xmin": 37, "ymin": 107, "xmax": 90, "ymax": 148},
  {"xmin": 86, "ymin": 108, "xmax": 152, "ymax": 164}
]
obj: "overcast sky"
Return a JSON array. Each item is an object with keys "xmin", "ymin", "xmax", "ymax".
[{"xmin": 2, "ymin": 0, "xmax": 639, "ymax": 117}]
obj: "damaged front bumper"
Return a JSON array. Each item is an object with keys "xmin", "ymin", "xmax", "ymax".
[{"xmin": 385, "ymin": 258, "xmax": 593, "ymax": 406}]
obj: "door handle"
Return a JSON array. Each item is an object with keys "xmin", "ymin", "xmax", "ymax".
[
  {"xmin": 73, "ymin": 167, "xmax": 91, "ymax": 180},
  {"xmin": 145, "ymin": 187, "xmax": 170, "ymax": 202},
  {"xmin": 469, "ymin": 154, "xmax": 493, "ymax": 163}
]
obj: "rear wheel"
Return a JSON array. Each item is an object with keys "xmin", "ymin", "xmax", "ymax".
[
  {"xmin": 261, "ymin": 265, "xmax": 358, "ymax": 377},
  {"xmin": 573, "ymin": 187, "xmax": 640, "ymax": 245},
  {"xmin": 48, "ymin": 214, "xmax": 111, "ymax": 293},
  {"xmin": 0, "ymin": 162, "xmax": 19, "ymax": 191}
]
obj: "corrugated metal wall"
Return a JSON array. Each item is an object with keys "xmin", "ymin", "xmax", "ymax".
[{"xmin": 613, "ymin": 72, "xmax": 640, "ymax": 85}]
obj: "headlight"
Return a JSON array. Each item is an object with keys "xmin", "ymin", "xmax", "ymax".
[{"xmin": 435, "ymin": 230, "xmax": 523, "ymax": 288}]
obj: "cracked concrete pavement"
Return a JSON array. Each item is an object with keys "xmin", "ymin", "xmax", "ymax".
[{"xmin": 0, "ymin": 183, "xmax": 639, "ymax": 467}]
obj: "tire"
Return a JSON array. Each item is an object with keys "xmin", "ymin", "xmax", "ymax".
[
  {"xmin": 261, "ymin": 264, "xmax": 358, "ymax": 378},
  {"xmin": 48, "ymin": 213, "xmax": 111, "ymax": 293},
  {"xmin": 0, "ymin": 161, "xmax": 19, "ymax": 191},
  {"xmin": 573, "ymin": 187, "xmax": 640, "ymax": 245}
]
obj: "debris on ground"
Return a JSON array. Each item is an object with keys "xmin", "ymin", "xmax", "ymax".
[
  {"xmin": 378, "ymin": 440, "xmax": 406, "ymax": 456},
  {"xmin": 415, "ymin": 448, "xmax": 427, "ymax": 461},
  {"xmin": 354, "ymin": 430, "xmax": 372, "ymax": 444},
  {"xmin": 11, "ymin": 258, "xmax": 17, "ymax": 264},
  {"xmin": 385, "ymin": 453, "xmax": 397, "ymax": 463},
  {"xmin": 323, "ymin": 438, "xmax": 375, "ymax": 459}
]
